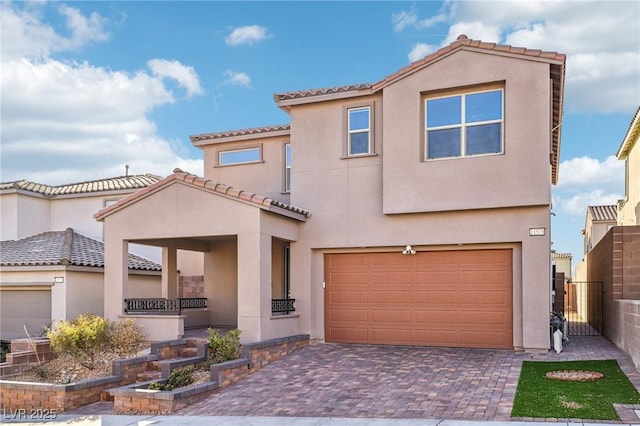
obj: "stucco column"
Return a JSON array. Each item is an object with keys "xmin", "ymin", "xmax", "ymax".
[
  {"xmin": 161, "ymin": 246, "xmax": 178, "ymax": 299},
  {"xmin": 50, "ymin": 273, "xmax": 67, "ymax": 324},
  {"xmin": 104, "ymin": 239, "xmax": 128, "ymax": 320},
  {"xmin": 521, "ymin": 237, "xmax": 551, "ymax": 351},
  {"xmin": 237, "ymin": 232, "xmax": 271, "ymax": 343}
]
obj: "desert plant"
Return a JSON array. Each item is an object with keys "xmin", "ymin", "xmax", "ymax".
[
  {"xmin": 110, "ymin": 317, "xmax": 144, "ymax": 357},
  {"xmin": 47, "ymin": 314, "xmax": 111, "ymax": 370},
  {"xmin": 147, "ymin": 366, "xmax": 194, "ymax": 391},
  {"xmin": 207, "ymin": 328, "xmax": 241, "ymax": 364}
]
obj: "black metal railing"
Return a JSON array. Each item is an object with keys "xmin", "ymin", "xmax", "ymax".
[
  {"xmin": 271, "ymin": 298, "xmax": 296, "ymax": 314},
  {"xmin": 124, "ymin": 297, "xmax": 207, "ymax": 315}
]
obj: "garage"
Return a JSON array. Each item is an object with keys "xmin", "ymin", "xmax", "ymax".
[
  {"xmin": 324, "ymin": 249, "xmax": 513, "ymax": 349},
  {"xmin": 0, "ymin": 288, "xmax": 51, "ymax": 341}
]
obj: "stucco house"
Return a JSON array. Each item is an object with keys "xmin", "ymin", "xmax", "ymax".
[
  {"xmin": 574, "ymin": 205, "xmax": 617, "ymax": 282},
  {"xmin": 96, "ymin": 35, "xmax": 566, "ymax": 351},
  {"xmin": 617, "ymin": 106, "xmax": 640, "ymax": 226},
  {"xmin": 0, "ymin": 174, "xmax": 173, "ymax": 340}
]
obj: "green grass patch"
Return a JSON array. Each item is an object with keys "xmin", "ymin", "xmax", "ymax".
[{"xmin": 512, "ymin": 359, "xmax": 640, "ymax": 420}]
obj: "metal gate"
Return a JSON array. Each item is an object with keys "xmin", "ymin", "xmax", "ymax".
[{"xmin": 564, "ymin": 281, "xmax": 603, "ymax": 336}]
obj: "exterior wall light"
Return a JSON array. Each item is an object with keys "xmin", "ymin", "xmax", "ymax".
[{"xmin": 402, "ymin": 245, "xmax": 416, "ymax": 255}]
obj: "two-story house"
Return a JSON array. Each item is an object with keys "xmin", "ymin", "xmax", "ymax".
[
  {"xmin": 96, "ymin": 35, "xmax": 565, "ymax": 351},
  {"xmin": 617, "ymin": 106, "xmax": 640, "ymax": 225}
]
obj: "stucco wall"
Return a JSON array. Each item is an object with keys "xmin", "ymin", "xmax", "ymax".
[
  {"xmin": 0, "ymin": 193, "xmax": 51, "ymax": 241},
  {"xmin": 619, "ymin": 136, "xmax": 639, "ymax": 226},
  {"xmin": 202, "ymin": 133, "xmax": 291, "ymax": 204}
]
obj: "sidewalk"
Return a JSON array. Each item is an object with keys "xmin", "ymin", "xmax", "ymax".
[{"xmin": 2, "ymin": 416, "xmax": 640, "ymax": 426}]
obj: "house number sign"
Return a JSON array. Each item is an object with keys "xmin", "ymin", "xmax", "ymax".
[{"xmin": 529, "ymin": 227, "xmax": 546, "ymax": 236}]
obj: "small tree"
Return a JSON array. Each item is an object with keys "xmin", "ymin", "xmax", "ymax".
[
  {"xmin": 47, "ymin": 314, "xmax": 111, "ymax": 370},
  {"xmin": 207, "ymin": 328, "xmax": 241, "ymax": 364}
]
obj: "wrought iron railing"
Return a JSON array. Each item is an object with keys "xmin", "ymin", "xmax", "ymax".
[
  {"xmin": 124, "ymin": 297, "xmax": 207, "ymax": 315},
  {"xmin": 272, "ymin": 298, "xmax": 295, "ymax": 314}
]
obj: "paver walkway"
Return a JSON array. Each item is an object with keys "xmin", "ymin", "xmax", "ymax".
[{"xmin": 69, "ymin": 336, "xmax": 640, "ymax": 421}]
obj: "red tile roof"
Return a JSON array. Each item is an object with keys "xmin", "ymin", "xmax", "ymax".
[
  {"xmin": 274, "ymin": 84, "xmax": 373, "ymax": 102},
  {"xmin": 190, "ymin": 124, "xmax": 290, "ymax": 144},
  {"xmin": 588, "ymin": 205, "xmax": 618, "ymax": 222},
  {"xmin": 94, "ymin": 169, "xmax": 310, "ymax": 222},
  {"xmin": 0, "ymin": 174, "xmax": 162, "ymax": 197},
  {"xmin": 0, "ymin": 228, "xmax": 160, "ymax": 271}
]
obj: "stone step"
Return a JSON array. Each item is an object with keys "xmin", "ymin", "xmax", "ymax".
[
  {"xmin": 178, "ymin": 347, "xmax": 198, "ymax": 357},
  {"xmin": 136, "ymin": 370, "xmax": 163, "ymax": 382},
  {"xmin": 148, "ymin": 356, "xmax": 204, "ymax": 376}
]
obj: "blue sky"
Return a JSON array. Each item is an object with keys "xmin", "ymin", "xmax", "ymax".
[{"xmin": 1, "ymin": 1, "xmax": 639, "ymax": 268}]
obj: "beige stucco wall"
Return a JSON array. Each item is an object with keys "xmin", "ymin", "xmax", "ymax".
[
  {"xmin": 202, "ymin": 134, "xmax": 291, "ymax": 204},
  {"xmin": 381, "ymin": 51, "xmax": 552, "ymax": 214},
  {"xmin": 0, "ymin": 193, "xmax": 50, "ymax": 241},
  {"xmin": 619, "ymin": 138, "xmax": 639, "ymax": 225}
]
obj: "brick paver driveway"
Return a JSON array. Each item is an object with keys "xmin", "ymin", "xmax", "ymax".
[{"xmin": 176, "ymin": 336, "xmax": 640, "ymax": 420}]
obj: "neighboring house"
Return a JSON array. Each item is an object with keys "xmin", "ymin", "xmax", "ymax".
[
  {"xmin": 0, "ymin": 173, "xmax": 202, "ymax": 341},
  {"xmin": 617, "ymin": 106, "xmax": 640, "ymax": 225},
  {"xmin": 96, "ymin": 35, "xmax": 565, "ymax": 351},
  {"xmin": 0, "ymin": 228, "xmax": 160, "ymax": 341},
  {"xmin": 552, "ymin": 252, "xmax": 572, "ymax": 281},
  {"xmin": 574, "ymin": 205, "xmax": 617, "ymax": 281}
]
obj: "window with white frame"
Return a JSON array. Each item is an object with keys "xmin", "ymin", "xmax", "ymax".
[
  {"xmin": 425, "ymin": 89, "xmax": 503, "ymax": 160},
  {"xmin": 218, "ymin": 147, "xmax": 261, "ymax": 166},
  {"xmin": 284, "ymin": 143, "xmax": 291, "ymax": 192},
  {"xmin": 347, "ymin": 106, "xmax": 371, "ymax": 156}
]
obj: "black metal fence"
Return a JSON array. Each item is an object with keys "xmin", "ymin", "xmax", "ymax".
[
  {"xmin": 124, "ymin": 297, "xmax": 207, "ymax": 315},
  {"xmin": 272, "ymin": 298, "xmax": 296, "ymax": 314},
  {"xmin": 564, "ymin": 281, "xmax": 603, "ymax": 336}
]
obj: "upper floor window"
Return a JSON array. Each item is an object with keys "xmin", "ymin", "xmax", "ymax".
[
  {"xmin": 284, "ymin": 143, "xmax": 291, "ymax": 192},
  {"xmin": 218, "ymin": 147, "xmax": 261, "ymax": 166},
  {"xmin": 348, "ymin": 106, "xmax": 371, "ymax": 156},
  {"xmin": 425, "ymin": 89, "xmax": 503, "ymax": 160}
]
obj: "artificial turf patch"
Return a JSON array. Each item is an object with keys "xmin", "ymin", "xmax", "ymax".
[{"xmin": 511, "ymin": 359, "xmax": 640, "ymax": 420}]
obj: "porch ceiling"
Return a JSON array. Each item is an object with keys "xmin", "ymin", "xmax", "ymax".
[{"xmin": 129, "ymin": 235, "xmax": 235, "ymax": 252}]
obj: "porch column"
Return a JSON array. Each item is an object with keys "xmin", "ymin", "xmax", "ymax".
[
  {"xmin": 237, "ymin": 232, "xmax": 271, "ymax": 343},
  {"xmin": 161, "ymin": 246, "xmax": 178, "ymax": 299},
  {"xmin": 104, "ymin": 239, "xmax": 128, "ymax": 320}
]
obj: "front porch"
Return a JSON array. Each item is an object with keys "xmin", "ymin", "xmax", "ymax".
[{"xmin": 95, "ymin": 170, "xmax": 309, "ymax": 343}]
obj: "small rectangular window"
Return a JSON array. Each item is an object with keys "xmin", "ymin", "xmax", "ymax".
[
  {"xmin": 425, "ymin": 89, "xmax": 503, "ymax": 160},
  {"xmin": 284, "ymin": 143, "xmax": 291, "ymax": 192},
  {"xmin": 348, "ymin": 107, "xmax": 371, "ymax": 156},
  {"xmin": 219, "ymin": 147, "xmax": 261, "ymax": 166}
]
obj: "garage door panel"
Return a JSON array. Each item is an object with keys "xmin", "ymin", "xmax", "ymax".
[
  {"xmin": 1, "ymin": 290, "xmax": 51, "ymax": 341},
  {"xmin": 372, "ymin": 328, "xmax": 412, "ymax": 343},
  {"xmin": 327, "ymin": 253, "xmax": 370, "ymax": 268},
  {"xmin": 371, "ymin": 309, "xmax": 411, "ymax": 322},
  {"xmin": 325, "ymin": 250, "xmax": 513, "ymax": 349}
]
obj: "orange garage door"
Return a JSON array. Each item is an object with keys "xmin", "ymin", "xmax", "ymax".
[{"xmin": 324, "ymin": 249, "xmax": 513, "ymax": 349}]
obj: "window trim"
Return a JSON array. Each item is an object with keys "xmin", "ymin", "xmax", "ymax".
[
  {"xmin": 283, "ymin": 142, "xmax": 291, "ymax": 193},
  {"xmin": 342, "ymin": 100, "xmax": 376, "ymax": 158},
  {"xmin": 215, "ymin": 145, "xmax": 263, "ymax": 167},
  {"xmin": 423, "ymin": 86, "xmax": 504, "ymax": 161}
]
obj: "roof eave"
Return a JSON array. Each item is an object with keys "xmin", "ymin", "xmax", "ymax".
[
  {"xmin": 274, "ymin": 88, "xmax": 375, "ymax": 108},
  {"xmin": 616, "ymin": 107, "xmax": 640, "ymax": 160},
  {"xmin": 191, "ymin": 128, "xmax": 291, "ymax": 147}
]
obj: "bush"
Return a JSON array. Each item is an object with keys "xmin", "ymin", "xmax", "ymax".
[
  {"xmin": 147, "ymin": 366, "xmax": 194, "ymax": 391},
  {"xmin": 207, "ymin": 328, "xmax": 241, "ymax": 364},
  {"xmin": 47, "ymin": 314, "xmax": 111, "ymax": 370},
  {"xmin": 110, "ymin": 318, "xmax": 144, "ymax": 357}
]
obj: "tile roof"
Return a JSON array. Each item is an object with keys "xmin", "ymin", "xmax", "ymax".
[
  {"xmin": 0, "ymin": 228, "xmax": 161, "ymax": 271},
  {"xmin": 552, "ymin": 252, "xmax": 573, "ymax": 259},
  {"xmin": 0, "ymin": 174, "xmax": 162, "ymax": 197},
  {"xmin": 94, "ymin": 169, "xmax": 311, "ymax": 222},
  {"xmin": 588, "ymin": 205, "xmax": 618, "ymax": 222},
  {"xmin": 617, "ymin": 106, "xmax": 640, "ymax": 160},
  {"xmin": 190, "ymin": 124, "xmax": 290, "ymax": 144},
  {"xmin": 274, "ymin": 84, "xmax": 373, "ymax": 102}
]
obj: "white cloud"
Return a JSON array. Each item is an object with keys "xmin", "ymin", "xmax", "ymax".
[
  {"xmin": 408, "ymin": 43, "xmax": 437, "ymax": 62},
  {"xmin": 554, "ymin": 155, "xmax": 625, "ymax": 216},
  {"xmin": 1, "ymin": 2, "xmax": 109, "ymax": 60},
  {"xmin": 394, "ymin": 1, "xmax": 640, "ymax": 113},
  {"xmin": 222, "ymin": 70, "xmax": 252, "ymax": 88},
  {"xmin": 392, "ymin": 7, "xmax": 448, "ymax": 32},
  {"xmin": 556, "ymin": 155, "xmax": 624, "ymax": 191},
  {"xmin": 559, "ymin": 189, "xmax": 623, "ymax": 216},
  {"xmin": 225, "ymin": 25, "xmax": 271, "ymax": 46},
  {"xmin": 147, "ymin": 59, "xmax": 203, "ymax": 97}
]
